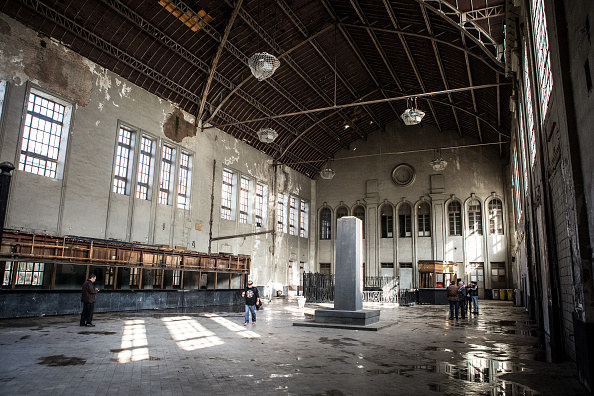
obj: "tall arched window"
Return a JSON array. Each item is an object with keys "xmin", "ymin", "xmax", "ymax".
[
  {"xmin": 417, "ymin": 202, "xmax": 431, "ymax": 237},
  {"xmin": 380, "ymin": 204, "xmax": 393, "ymax": 238},
  {"xmin": 448, "ymin": 201, "xmax": 462, "ymax": 236},
  {"xmin": 398, "ymin": 204, "xmax": 412, "ymax": 237},
  {"xmin": 320, "ymin": 208, "xmax": 332, "ymax": 240},
  {"xmin": 468, "ymin": 199, "xmax": 483, "ymax": 235},
  {"xmin": 353, "ymin": 205, "xmax": 365, "ymax": 239},
  {"xmin": 336, "ymin": 206, "xmax": 348, "ymax": 220},
  {"xmin": 488, "ymin": 199, "xmax": 504, "ymax": 235}
]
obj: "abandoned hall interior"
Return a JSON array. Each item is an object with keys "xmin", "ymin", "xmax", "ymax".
[{"xmin": 0, "ymin": 0, "xmax": 593, "ymax": 394}]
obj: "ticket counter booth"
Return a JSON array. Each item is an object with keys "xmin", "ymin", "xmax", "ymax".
[{"xmin": 418, "ymin": 261, "xmax": 459, "ymax": 304}]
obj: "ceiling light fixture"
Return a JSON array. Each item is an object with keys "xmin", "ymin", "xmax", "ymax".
[
  {"xmin": 249, "ymin": 52, "xmax": 280, "ymax": 81},
  {"xmin": 256, "ymin": 127, "xmax": 278, "ymax": 143},
  {"xmin": 320, "ymin": 160, "xmax": 336, "ymax": 180},
  {"xmin": 401, "ymin": 98, "xmax": 425, "ymax": 126},
  {"xmin": 430, "ymin": 149, "xmax": 447, "ymax": 171}
]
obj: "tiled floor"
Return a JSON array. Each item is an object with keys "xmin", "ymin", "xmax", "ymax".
[{"xmin": 0, "ymin": 299, "xmax": 588, "ymax": 395}]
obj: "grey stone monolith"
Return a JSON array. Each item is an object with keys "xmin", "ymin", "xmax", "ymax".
[{"xmin": 314, "ymin": 216, "xmax": 380, "ymax": 326}]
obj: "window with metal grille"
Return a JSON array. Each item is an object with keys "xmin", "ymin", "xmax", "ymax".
[
  {"xmin": 353, "ymin": 206, "xmax": 365, "ymax": 239},
  {"xmin": 105, "ymin": 267, "xmax": 115, "ymax": 288},
  {"xmin": 512, "ymin": 147, "xmax": 523, "ymax": 222},
  {"xmin": 468, "ymin": 199, "xmax": 483, "ymax": 235},
  {"xmin": 277, "ymin": 193, "xmax": 286, "ymax": 233},
  {"xmin": 113, "ymin": 126, "xmax": 134, "ymax": 195},
  {"xmin": 221, "ymin": 169, "xmax": 234, "ymax": 220},
  {"xmin": 336, "ymin": 206, "xmax": 348, "ymax": 220},
  {"xmin": 320, "ymin": 207, "xmax": 331, "ymax": 240},
  {"xmin": 417, "ymin": 202, "xmax": 431, "ymax": 237},
  {"xmin": 299, "ymin": 199, "xmax": 308, "ymax": 238},
  {"xmin": 489, "ymin": 199, "xmax": 504, "ymax": 235},
  {"xmin": 399, "ymin": 204, "xmax": 412, "ymax": 237},
  {"xmin": 19, "ymin": 90, "xmax": 71, "ymax": 179},
  {"xmin": 172, "ymin": 270, "xmax": 181, "ymax": 286},
  {"xmin": 448, "ymin": 201, "xmax": 462, "ymax": 236},
  {"xmin": 255, "ymin": 183, "xmax": 266, "ymax": 227},
  {"xmin": 523, "ymin": 44, "xmax": 537, "ymax": 167},
  {"xmin": 3, "ymin": 262, "xmax": 12, "ymax": 286},
  {"xmin": 135, "ymin": 136, "xmax": 154, "ymax": 200},
  {"xmin": 153, "ymin": 270, "xmax": 163, "ymax": 288},
  {"xmin": 129, "ymin": 268, "xmax": 140, "ymax": 287},
  {"xmin": 531, "ymin": 0, "xmax": 553, "ymax": 118},
  {"xmin": 159, "ymin": 145, "xmax": 176, "ymax": 205},
  {"xmin": 239, "ymin": 176, "xmax": 250, "ymax": 224},
  {"xmin": 177, "ymin": 152, "xmax": 192, "ymax": 210},
  {"xmin": 289, "ymin": 197, "xmax": 298, "ymax": 235},
  {"xmin": 15, "ymin": 262, "xmax": 44, "ymax": 286},
  {"xmin": 381, "ymin": 204, "xmax": 393, "ymax": 238}
]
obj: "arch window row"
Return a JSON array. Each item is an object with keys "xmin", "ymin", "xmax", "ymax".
[{"xmin": 319, "ymin": 198, "xmax": 504, "ymax": 240}]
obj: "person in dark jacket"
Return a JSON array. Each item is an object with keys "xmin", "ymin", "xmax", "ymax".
[
  {"xmin": 469, "ymin": 281, "xmax": 479, "ymax": 314},
  {"xmin": 241, "ymin": 280, "xmax": 260, "ymax": 326},
  {"xmin": 446, "ymin": 280, "xmax": 459, "ymax": 320},
  {"xmin": 80, "ymin": 274, "xmax": 98, "ymax": 327},
  {"xmin": 457, "ymin": 281, "xmax": 467, "ymax": 319}
]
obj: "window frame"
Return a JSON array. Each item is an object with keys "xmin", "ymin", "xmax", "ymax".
[
  {"xmin": 468, "ymin": 199, "xmax": 483, "ymax": 235},
  {"xmin": 448, "ymin": 201, "xmax": 462, "ymax": 236},
  {"xmin": 289, "ymin": 196, "xmax": 298, "ymax": 236},
  {"xmin": 319, "ymin": 207, "xmax": 332, "ymax": 240},
  {"xmin": 220, "ymin": 168, "xmax": 236, "ymax": 220},
  {"xmin": 18, "ymin": 86, "xmax": 73, "ymax": 180},
  {"xmin": 488, "ymin": 198, "xmax": 504, "ymax": 235},
  {"xmin": 159, "ymin": 144, "xmax": 177, "ymax": 205},
  {"xmin": 380, "ymin": 204, "xmax": 394, "ymax": 239},
  {"xmin": 176, "ymin": 151, "xmax": 192, "ymax": 210},
  {"xmin": 239, "ymin": 175, "xmax": 251, "ymax": 224},
  {"xmin": 398, "ymin": 203, "xmax": 412, "ymax": 238},
  {"xmin": 299, "ymin": 199, "xmax": 309, "ymax": 238},
  {"xmin": 135, "ymin": 135, "xmax": 156, "ymax": 200},
  {"xmin": 277, "ymin": 193, "xmax": 287, "ymax": 233},
  {"xmin": 417, "ymin": 202, "xmax": 431, "ymax": 237},
  {"xmin": 255, "ymin": 182, "xmax": 267, "ymax": 227}
]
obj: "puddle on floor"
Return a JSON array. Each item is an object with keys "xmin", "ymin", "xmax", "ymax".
[{"xmin": 38, "ymin": 355, "xmax": 86, "ymax": 366}]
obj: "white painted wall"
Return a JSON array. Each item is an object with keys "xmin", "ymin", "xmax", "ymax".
[{"xmin": 0, "ymin": 15, "xmax": 312, "ymax": 288}]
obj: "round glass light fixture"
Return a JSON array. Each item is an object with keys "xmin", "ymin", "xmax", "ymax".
[
  {"xmin": 320, "ymin": 160, "xmax": 336, "ymax": 179},
  {"xmin": 401, "ymin": 98, "xmax": 425, "ymax": 126},
  {"xmin": 249, "ymin": 52, "xmax": 280, "ymax": 81},
  {"xmin": 430, "ymin": 149, "xmax": 448, "ymax": 171},
  {"xmin": 256, "ymin": 128, "xmax": 278, "ymax": 143}
]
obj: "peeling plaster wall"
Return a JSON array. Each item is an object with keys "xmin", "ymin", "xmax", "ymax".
[
  {"xmin": 0, "ymin": 14, "xmax": 311, "ymax": 288},
  {"xmin": 316, "ymin": 121, "xmax": 508, "ymax": 289}
]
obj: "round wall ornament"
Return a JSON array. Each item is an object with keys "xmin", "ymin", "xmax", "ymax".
[{"xmin": 391, "ymin": 163, "xmax": 416, "ymax": 187}]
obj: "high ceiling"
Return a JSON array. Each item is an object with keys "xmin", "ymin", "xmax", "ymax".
[{"xmin": 1, "ymin": 0, "xmax": 511, "ymax": 178}]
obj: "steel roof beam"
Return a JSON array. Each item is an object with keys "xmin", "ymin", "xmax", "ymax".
[
  {"xmin": 382, "ymin": 0, "xmax": 446, "ymax": 133},
  {"xmin": 338, "ymin": 22, "xmax": 504, "ymax": 74},
  {"xmin": 414, "ymin": 0, "xmax": 504, "ymax": 65},
  {"xmin": 108, "ymin": 0, "xmax": 333, "ymax": 159},
  {"xmin": 225, "ymin": 0, "xmax": 365, "ymax": 143},
  {"xmin": 460, "ymin": 32, "xmax": 483, "ymax": 143},
  {"xmin": 418, "ymin": 4, "xmax": 460, "ymax": 135},
  {"xmin": 197, "ymin": 0, "xmax": 243, "ymax": 122}
]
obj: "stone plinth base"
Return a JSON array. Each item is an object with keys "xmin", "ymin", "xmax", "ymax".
[{"xmin": 314, "ymin": 309, "xmax": 380, "ymax": 326}]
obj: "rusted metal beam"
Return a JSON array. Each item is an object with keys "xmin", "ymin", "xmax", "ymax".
[
  {"xmin": 338, "ymin": 23, "xmax": 503, "ymax": 74},
  {"xmin": 383, "ymin": 0, "xmax": 446, "ymax": 133},
  {"xmin": 217, "ymin": 82, "xmax": 510, "ymax": 126},
  {"xmin": 413, "ymin": 0, "xmax": 502, "ymax": 65},
  {"xmin": 210, "ymin": 230, "xmax": 274, "ymax": 242},
  {"xmin": 460, "ymin": 32, "xmax": 483, "ymax": 143},
  {"xmin": 418, "ymin": 5, "xmax": 459, "ymax": 135},
  {"xmin": 197, "ymin": 0, "xmax": 243, "ymax": 122}
]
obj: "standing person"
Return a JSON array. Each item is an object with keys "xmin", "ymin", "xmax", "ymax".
[
  {"xmin": 80, "ymin": 274, "xmax": 99, "ymax": 327},
  {"xmin": 265, "ymin": 280, "xmax": 273, "ymax": 303},
  {"xmin": 241, "ymin": 280, "xmax": 260, "ymax": 326},
  {"xmin": 469, "ymin": 281, "xmax": 479, "ymax": 314},
  {"xmin": 457, "ymin": 281, "xmax": 467, "ymax": 319},
  {"xmin": 446, "ymin": 280, "xmax": 459, "ymax": 320}
]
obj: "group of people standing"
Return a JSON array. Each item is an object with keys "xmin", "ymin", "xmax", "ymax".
[{"xmin": 446, "ymin": 280, "xmax": 479, "ymax": 320}]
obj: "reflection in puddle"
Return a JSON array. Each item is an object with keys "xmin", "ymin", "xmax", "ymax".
[{"xmin": 394, "ymin": 357, "xmax": 536, "ymax": 394}]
